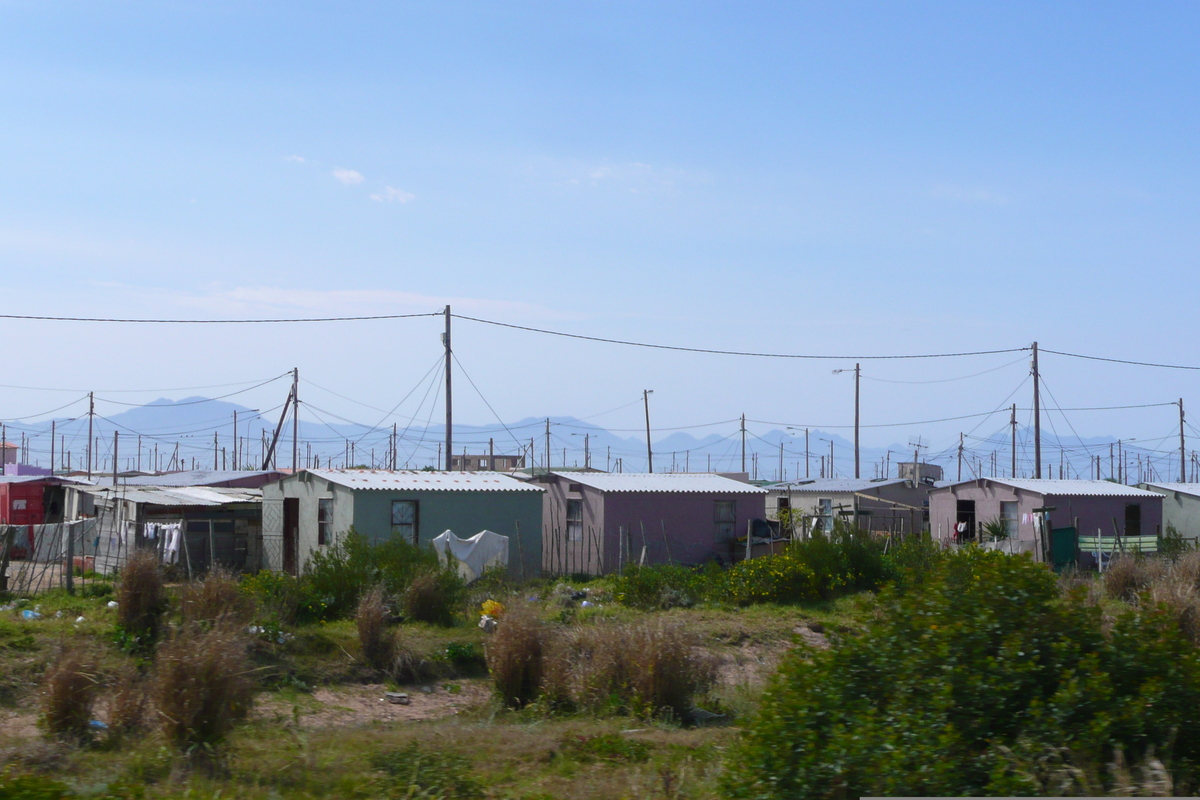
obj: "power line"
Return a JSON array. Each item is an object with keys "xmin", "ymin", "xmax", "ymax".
[
  {"xmin": 1041, "ymin": 349, "xmax": 1200, "ymax": 371},
  {"xmin": 452, "ymin": 314, "xmax": 1028, "ymax": 360},
  {"xmin": 0, "ymin": 312, "xmax": 441, "ymax": 324}
]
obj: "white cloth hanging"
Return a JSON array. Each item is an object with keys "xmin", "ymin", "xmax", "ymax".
[{"xmin": 430, "ymin": 529, "xmax": 509, "ymax": 581}]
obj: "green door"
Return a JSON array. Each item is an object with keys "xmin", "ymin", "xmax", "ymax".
[{"xmin": 1050, "ymin": 527, "xmax": 1077, "ymax": 571}]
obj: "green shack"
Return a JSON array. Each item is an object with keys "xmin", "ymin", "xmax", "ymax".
[{"xmin": 261, "ymin": 469, "xmax": 543, "ymax": 578}]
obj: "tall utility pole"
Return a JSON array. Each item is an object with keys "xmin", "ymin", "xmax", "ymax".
[
  {"xmin": 805, "ymin": 428, "xmax": 810, "ymax": 478},
  {"xmin": 740, "ymin": 414, "xmax": 746, "ymax": 473},
  {"xmin": 489, "ymin": 437, "xmax": 494, "ymax": 471},
  {"xmin": 86, "ymin": 392, "xmax": 94, "ymax": 480},
  {"xmin": 545, "ymin": 418, "xmax": 551, "ymax": 474},
  {"xmin": 1032, "ymin": 342, "xmax": 1042, "ymax": 478},
  {"xmin": 112, "ymin": 431, "xmax": 119, "ymax": 486},
  {"xmin": 1181, "ymin": 399, "xmax": 1187, "ymax": 482},
  {"xmin": 1010, "ymin": 404, "xmax": 1018, "ymax": 478},
  {"xmin": 957, "ymin": 433, "xmax": 964, "ymax": 481},
  {"xmin": 443, "ymin": 305, "xmax": 453, "ymax": 471},
  {"xmin": 214, "ymin": 431, "xmax": 219, "ymax": 469},
  {"xmin": 233, "ymin": 411, "xmax": 237, "ymax": 470},
  {"xmin": 292, "ymin": 367, "xmax": 299, "ymax": 472},
  {"xmin": 643, "ymin": 390, "xmax": 654, "ymax": 473},
  {"xmin": 778, "ymin": 440, "xmax": 784, "ymax": 482},
  {"xmin": 854, "ymin": 363, "xmax": 861, "ymax": 479},
  {"xmin": 50, "ymin": 420, "xmax": 56, "ymax": 476},
  {"xmin": 583, "ymin": 434, "xmax": 590, "ymax": 470}
]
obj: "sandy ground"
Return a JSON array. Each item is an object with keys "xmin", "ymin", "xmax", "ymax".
[{"xmin": 253, "ymin": 680, "xmax": 492, "ymax": 729}]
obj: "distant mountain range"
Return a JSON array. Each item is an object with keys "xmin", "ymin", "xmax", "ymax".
[{"xmin": 2, "ymin": 397, "xmax": 1169, "ymax": 483}]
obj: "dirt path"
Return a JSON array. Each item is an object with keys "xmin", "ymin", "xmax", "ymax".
[{"xmin": 253, "ymin": 680, "xmax": 491, "ymax": 729}]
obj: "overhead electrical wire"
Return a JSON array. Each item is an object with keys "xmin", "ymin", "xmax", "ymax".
[{"xmin": 0, "ymin": 312, "xmax": 441, "ymax": 324}]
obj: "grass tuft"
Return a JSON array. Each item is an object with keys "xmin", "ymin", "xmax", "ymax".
[
  {"xmin": 114, "ymin": 550, "xmax": 167, "ymax": 647},
  {"xmin": 355, "ymin": 585, "xmax": 395, "ymax": 671},
  {"xmin": 180, "ymin": 567, "xmax": 254, "ymax": 626},
  {"xmin": 41, "ymin": 649, "xmax": 100, "ymax": 740}
]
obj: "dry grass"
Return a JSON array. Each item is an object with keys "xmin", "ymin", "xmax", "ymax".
[
  {"xmin": 153, "ymin": 622, "xmax": 254, "ymax": 754},
  {"xmin": 107, "ymin": 667, "xmax": 149, "ymax": 736},
  {"xmin": 485, "ymin": 603, "xmax": 549, "ymax": 708},
  {"xmin": 403, "ymin": 568, "xmax": 457, "ymax": 626},
  {"xmin": 41, "ymin": 649, "xmax": 101, "ymax": 740},
  {"xmin": 356, "ymin": 586, "xmax": 395, "ymax": 671},
  {"xmin": 180, "ymin": 567, "xmax": 254, "ymax": 626},
  {"xmin": 1102, "ymin": 556, "xmax": 1166, "ymax": 602},
  {"xmin": 115, "ymin": 549, "xmax": 167, "ymax": 645},
  {"xmin": 550, "ymin": 622, "xmax": 717, "ymax": 719}
]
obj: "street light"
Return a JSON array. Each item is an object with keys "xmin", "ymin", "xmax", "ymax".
[
  {"xmin": 831, "ymin": 364, "xmax": 861, "ymax": 479},
  {"xmin": 570, "ymin": 432, "xmax": 590, "ymax": 469}
]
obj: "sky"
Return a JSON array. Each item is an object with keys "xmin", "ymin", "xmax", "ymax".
[{"xmin": 1, "ymin": 1, "xmax": 1199, "ymax": 475}]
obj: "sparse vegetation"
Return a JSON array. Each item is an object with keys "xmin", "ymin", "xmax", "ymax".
[
  {"xmin": 40, "ymin": 649, "xmax": 100, "ymax": 740},
  {"xmin": 113, "ymin": 550, "xmax": 167, "ymax": 649},
  {"xmin": 355, "ymin": 585, "xmax": 395, "ymax": 671}
]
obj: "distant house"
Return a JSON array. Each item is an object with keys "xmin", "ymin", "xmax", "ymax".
[
  {"xmin": 929, "ymin": 479, "xmax": 1164, "ymax": 566},
  {"xmin": 261, "ymin": 470, "xmax": 543, "ymax": 577},
  {"xmin": 0, "ymin": 474, "xmax": 90, "ymax": 525},
  {"xmin": 450, "ymin": 453, "xmax": 526, "ymax": 472},
  {"xmin": 766, "ymin": 478, "xmax": 937, "ymax": 537},
  {"xmin": 1139, "ymin": 482, "xmax": 1200, "ymax": 542},
  {"xmin": 120, "ymin": 469, "xmax": 287, "ymax": 490},
  {"xmin": 537, "ymin": 472, "xmax": 767, "ymax": 575}
]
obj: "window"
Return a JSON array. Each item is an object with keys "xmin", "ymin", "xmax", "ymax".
[
  {"xmin": 568, "ymin": 483, "xmax": 582, "ymax": 493},
  {"xmin": 566, "ymin": 499, "xmax": 583, "ymax": 542},
  {"xmin": 818, "ymin": 498, "xmax": 833, "ymax": 533},
  {"xmin": 777, "ymin": 496, "xmax": 791, "ymax": 511},
  {"xmin": 1000, "ymin": 501, "xmax": 1018, "ymax": 539},
  {"xmin": 1125, "ymin": 503, "xmax": 1141, "ymax": 538},
  {"xmin": 715, "ymin": 499, "xmax": 736, "ymax": 540},
  {"xmin": 479, "ymin": 459, "xmax": 489, "ymax": 470},
  {"xmin": 391, "ymin": 500, "xmax": 418, "ymax": 544},
  {"xmin": 317, "ymin": 499, "xmax": 333, "ymax": 546}
]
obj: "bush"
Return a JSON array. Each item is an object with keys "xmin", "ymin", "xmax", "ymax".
[
  {"xmin": 371, "ymin": 742, "xmax": 483, "ymax": 799},
  {"xmin": 239, "ymin": 570, "xmax": 307, "ymax": 624},
  {"xmin": 882, "ymin": 533, "xmax": 949, "ymax": 592},
  {"xmin": 114, "ymin": 550, "xmax": 167, "ymax": 648},
  {"xmin": 41, "ymin": 650, "xmax": 100, "ymax": 740},
  {"xmin": 152, "ymin": 623, "xmax": 254, "ymax": 755},
  {"xmin": 355, "ymin": 585, "xmax": 395, "ymax": 671},
  {"xmin": 403, "ymin": 567, "xmax": 465, "ymax": 626},
  {"xmin": 180, "ymin": 567, "xmax": 254, "ymax": 626},
  {"xmin": 1161, "ymin": 523, "xmax": 1195, "ymax": 561},
  {"xmin": 1104, "ymin": 555, "xmax": 1166, "ymax": 602},
  {"xmin": 723, "ymin": 548, "xmax": 1200, "ymax": 798},
  {"xmin": 551, "ymin": 622, "xmax": 716, "ymax": 718},
  {"xmin": 107, "ymin": 667, "xmax": 148, "ymax": 737},
  {"xmin": 608, "ymin": 564, "xmax": 708, "ymax": 610},
  {"xmin": 301, "ymin": 528, "xmax": 440, "ymax": 620},
  {"xmin": 485, "ymin": 603, "xmax": 549, "ymax": 708}
]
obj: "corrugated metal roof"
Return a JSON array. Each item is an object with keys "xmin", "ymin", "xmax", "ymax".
[
  {"xmin": 766, "ymin": 478, "xmax": 907, "ymax": 493},
  {"xmin": 81, "ymin": 486, "xmax": 261, "ymax": 506},
  {"xmin": 937, "ymin": 478, "xmax": 1162, "ymax": 498},
  {"xmin": 1141, "ymin": 482, "xmax": 1200, "ymax": 499},
  {"xmin": 553, "ymin": 472, "xmax": 766, "ymax": 494},
  {"xmin": 308, "ymin": 469, "xmax": 543, "ymax": 492},
  {"xmin": 122, "ymin": 470, "xmax": 283, "ymax": 487},
  {"xmin": 0, "ymin": 475, "xmax": 92, "ymax": 485}
]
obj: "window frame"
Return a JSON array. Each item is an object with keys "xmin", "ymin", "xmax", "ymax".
[
  {"xmin": 714, "ymin": 498, "xmax": 737, "ymax": 541},
  {"xmin": 317, "ymin": 498, "xmax": 333, "ymax": 546},
  {"xmin": 391, "ymin": 499, "xmax": 419, "ymax": 545},
  {"xmin": 566, "ymin": 498, "xmax": 583, "ymax": 542}
]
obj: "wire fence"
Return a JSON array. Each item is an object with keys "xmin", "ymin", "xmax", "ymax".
[{"xmin": 0, "ymin": 514, "xmax": 256, "ymax": 596}]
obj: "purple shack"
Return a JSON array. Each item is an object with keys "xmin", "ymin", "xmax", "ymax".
[
  {"xmin": 537, "ymin": 471, "xmax": 766, "ymax": 575},
  {"xmin": 929, "ymin": 478, "xmax": 1163, "ymax": 565}
]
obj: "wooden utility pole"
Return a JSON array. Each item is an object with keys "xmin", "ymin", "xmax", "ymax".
[
  {"xmin": 443, "ymin": 306, "xmax": 453, "ymax": 471},
  {"xmin": 805, "ymin": 428, "xmax": 810, "ymax": 478},
  {"xmin": 957, "ymin": 433, "xmax": 964, "ymax": 481},
  {"xmin": 49, "ymin": 420, "xmax": 55, "ymax": 475},
  {"xmin": 778, "ymin": 440, "xmax": 784, "ymax": 482},
  {"xmin": 1010, "ymin": 404, "xmax": 1017, "ymax": 478},
  {"xmin": 854, "ymin": 363, "xmax": 861, "ymax": 479},
  {"xmin": 232, "ymin": 411, "xmax": 237, "ymax": 470},
  {"xmin": 112, "ymin": 431, "xmax": 119, "ymax": 486},
  {"xmin": 643, "ymin": 391, "xmax": 654, "ymax": 473},
  {"xmin": 489, "ymin": 437, "xmax": 494, "ymax": 471},
  {"xmin": 292, "ymin": 368, "xmax": 299, "ymax": 472},
  {"xmin": 1032, "ymin": 342, "xmax": 1041, "ymax": 478},
  {"xmin": 545, "ymin": 418, "xmax": 551, "ymax": 474},
  {"xmin": 740, "ymin": 414, "xmax": 746, "ymax": 473},
  {"xmin": 1181, "ymin": 399, "xmax": 1187, "ymax": 482},
  {"xmin": 86, "ymin": 392, "xmax": 94, "ymax": 480},
  {"xmin": 214, "ymin": 431, "xmax": 219, "ymax": 470}
]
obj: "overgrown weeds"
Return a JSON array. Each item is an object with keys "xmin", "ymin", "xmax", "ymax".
[
  {"xmin": 302, "ymin": 528, "xmax": 440, "ymax": 621},
  {"xmin": 41, "ymin": 649, "xmax": 100, "ymax": 740},
  {"xmin": 152, "ymin": 622, "xmax": 254, "ymax": 756},
  {"xmin": 107, "ymin": 667, "xmax": 149, "ymax": 737},
  {"xmin": 181, "ymin": 567, "xmax": 255, "ymax": 626},
  {"xmin": 114, "ymin": 550, "xmax": 167, "ymax": 649},
  {"xmin": 1103, "ymin": 555, "xmax": 1166, "ymax": 602},
  {"xmin": 370, "ymin": 741, "xmax": 484, "ymax": 799},
  {"xmin": 355, "ymin": 585, "xmax": 395, "ymax": 671},
  {"xmin": 485, "ymin": 603, "xmax": 548, "ymax": 708},
  {"xmin": 403, "ymin": 567, "xmax": 464, "ymax": 626}
]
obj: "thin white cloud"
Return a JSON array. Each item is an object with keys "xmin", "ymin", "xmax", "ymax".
[
  {"xmin": 284, "ymin": 155, "xmax": 305, "ymax": 163},
  {"xmin": 370, "ymin": 186, "xmax": 415, "ymax": 203},
  {"xmin": 332, "ymin": 168, "xmax": 365, "ymax": 185}
]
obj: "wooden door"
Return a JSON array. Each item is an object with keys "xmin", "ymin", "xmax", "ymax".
[{"xmin": 283, "ymin": 498, "xmax": 299, "ymax": 575}]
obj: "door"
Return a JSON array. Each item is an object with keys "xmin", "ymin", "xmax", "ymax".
[
  {"xmin": 1050, "ymin": 527, "xmax": 1077, "ymax": 572},
  {"xmin": 956, "ymin": 500, "xmax": 976, "ymax": 541},
  {"xmin": 283, "ymin": 498, "xmax": 299, "ymax": 576}
]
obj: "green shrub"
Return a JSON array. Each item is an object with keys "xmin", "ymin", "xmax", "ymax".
[
  {"xmin": 403, "ymin": 566, "xmax": 465, "ymax": 626},
  {"xmin": 240, "ymin": 570, "xmax": 307, "ymax": 624},
  {"xmin": 713, "ymin": 550, "xmax": 820, "ymax": 605},
  {"xmin": 882, "ymin": 533, "xmax": 949, "ymax": 592},
  {"xmin": 370, "ymin": 742, "xmax": 483, "ymax": 799},
  {"xmin": 723, "ymin": 548, "xmax": 1200, "ymax": 798},
  {"xmin": 608, "ymin": 564, "xmax": 708, "ymax": 609},
  {"xmin": 301, "ymin": 528, "xmax": 440, "ymax": 620},
  {"xmin": 113, "ymin": 550, "xmax": 167, "ymax": 650},
  {"xmin": 559, "ymin": 732, "xmax": 653, "ymax": 763},
  {"xmin": 1161, "ymin": 523, "xmax": 1195, "ymax": 562}
]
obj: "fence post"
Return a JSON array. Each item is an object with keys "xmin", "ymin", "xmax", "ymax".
[
  {"xmin": 65, "ymin": 522, "xmax": 75, "ymax": 595},
  {"xmin": 0, "ymin": 526, "xmax": 14, "ymax": 593}
]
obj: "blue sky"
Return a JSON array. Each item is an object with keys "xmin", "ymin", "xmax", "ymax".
[{"xmin": 2, "ymin": 1, "xmax": 1199, "ymax": 472}]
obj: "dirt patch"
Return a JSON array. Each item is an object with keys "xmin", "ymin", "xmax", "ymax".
[
  {"xmin": 0, "ymin": 708, "xmax": 39, "ymax": 743},
  {"xmin": 793, "ymin": 625, "xmax": 830, "ymax": 650},
  {"xmin": 254, "ymin": 680, "xmax": 491, "ymax": 729}
]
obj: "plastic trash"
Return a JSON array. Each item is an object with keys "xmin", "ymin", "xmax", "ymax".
[
  {"xmin": 248, "ymin": 625, "xmax": 263, "ymax": 635},
  {"xmin": 478, "ymin": 614, "xmax": 497, "ymax": 633},
  {"xmin": 106, "ymin": 601, "xmax": 119, "ymax": 609},
  {"xmin": 21, "ymin": 610, "xmax": 41, "ymax": 620},
  {"xmin": 88, "ymin": 720, "xmax": 108, "ymax": 731},
  {"xmin": 55, "ymin": 610, "xmax": 63, "ymax": 618},
  {"xmin": 75, "ymin": 616, "xmax": 85, "ymax": 624},
  {"xmin": 580, "ymin": 600, "xmax": 594, "ymax": 608}
]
